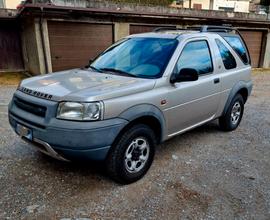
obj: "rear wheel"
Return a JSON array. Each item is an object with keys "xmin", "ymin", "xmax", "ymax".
[
  {"xmin": 219, "ymin": 94, "xmax": 244, "ymax": 131},
  {"xmin": 106, "ymin": 124, "xmax": 156, "ymax": 184}
]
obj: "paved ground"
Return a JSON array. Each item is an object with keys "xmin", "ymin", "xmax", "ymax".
[{"xmin": 0, "ymin": 72, "xmax": 270, "ymax": 220}]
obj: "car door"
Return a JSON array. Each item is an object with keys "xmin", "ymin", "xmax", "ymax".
[{"xmin": 164, "ymin": 37, "xmax": 221, "ymax": 136}]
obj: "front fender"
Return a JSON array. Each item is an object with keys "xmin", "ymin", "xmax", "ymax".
[{"xmin": 118, "ymin": 104, "xmax": 167, "ymax": 142}]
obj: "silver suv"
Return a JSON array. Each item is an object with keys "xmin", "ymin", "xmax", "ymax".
[{"xmin": 8, "ymin": 26, "xmax": 253, "ymax": 183}]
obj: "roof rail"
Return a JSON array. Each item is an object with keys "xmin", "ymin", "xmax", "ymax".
[
  {"xmin": 153, "ymin": 27, "xmax": 188, "ymax": 32},
  {"xmin": 200, "ymin": 25, "xmax": 236, "ymax": 33},
  {"xmin": 153, "ymin": 25, "xmax": 243, "ymax": 38},
  {"xmin": 153, "ymin": 25, "xmax": 237, "ymax": 33},
  {"xmin": 187, "ymin": 25, "xmax": 236, "ymax": 33}
]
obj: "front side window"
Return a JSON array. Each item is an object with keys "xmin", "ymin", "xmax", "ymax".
[
  {"xmin": 175, "ymin": 40, "xmax": 213, "ymax": 75},
  {"xmin": 216, "ymin": 39, "xmax": 237, "ymax": 70},
  {"xmin": 224, "ymin": 36, "xmax": 249, "ymax": 65},
  {"xmin": 91, "ymin": 37, "xmax": 178, "ymax": 79}
]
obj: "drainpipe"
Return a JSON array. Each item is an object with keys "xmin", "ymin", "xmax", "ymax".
[
  {"xmin": 39, "ymin": 7, "xmax": 49, "ymax": 74},
  {"xmin": 209, "ymin": 0, "xmax": 214, "ymax": 10}
]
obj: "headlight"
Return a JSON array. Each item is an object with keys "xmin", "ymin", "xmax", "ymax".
[{"xmin": 57, "ymin": 102, "xmax": 103, "ymax": 121}]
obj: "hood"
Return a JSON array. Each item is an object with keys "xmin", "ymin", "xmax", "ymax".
[{"xmin": 19, "ymin": 69, "xmax": 156, "ymax": 102}]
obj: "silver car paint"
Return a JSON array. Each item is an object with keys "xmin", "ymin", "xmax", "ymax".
[
  {"xmin": 18, "ymin": 31, "xmax": 252, "ymax": 141},
  {"xmin": 20, "ymin": 69, "xmax": 156, "ymax": 102}
]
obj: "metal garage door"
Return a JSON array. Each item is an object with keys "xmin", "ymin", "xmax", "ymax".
[
  {"xmin": 130, "ymin": 24, "xmax": 176, "ymax": 35},
  {"xmin": 48, "ymin": 21, "xmax": 113, "ymax": 72},
  {"xmin": 240, "ymin": 31, "xmax": 263, "ymax": 68},
  {"xmin": 0, "ymin": 21, "xmax": 24, "ymax": 71}
]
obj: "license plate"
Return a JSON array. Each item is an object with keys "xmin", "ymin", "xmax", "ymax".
[{"xmin": 16, "ymin": 123, "xmax": 32, "ymax": 141}]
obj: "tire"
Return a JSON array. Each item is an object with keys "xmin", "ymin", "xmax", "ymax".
[
  {"xmin": 219, "ymin": 94, "xmax": 244, "ymax": 131},
  {"xmin": 106, "ymin": 124, "xmax": 156, "ymax": 184}
]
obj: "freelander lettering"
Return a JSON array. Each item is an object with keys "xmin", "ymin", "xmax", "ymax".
[{"xmin": 21, "ymin": 87, "xmax": 52, "ymax": 99}]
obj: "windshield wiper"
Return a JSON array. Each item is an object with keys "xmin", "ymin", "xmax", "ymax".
[
  {"xmin": 100, "ymin": 68, "xmax": 137, "ymax": 78},
  {"xmin": 89, "ymin": 65, "xmax": 103, "ymax": 73}
]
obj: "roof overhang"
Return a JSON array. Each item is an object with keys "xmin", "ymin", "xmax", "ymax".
[{"xmin": 18, "ymin": 3, "xmax": 270, "ymax": 27}]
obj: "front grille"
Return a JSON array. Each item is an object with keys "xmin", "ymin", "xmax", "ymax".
[
  {"xmin": 14, "ymin": 97, "xmax": 47, "ymax": 117},
  {"xmin": 9, "ymin": 112, "xmax": 46, "ymax": 129}
]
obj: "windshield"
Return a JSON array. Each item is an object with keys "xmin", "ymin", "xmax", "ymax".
[{"xmin": 90, "ymin": 37, "xmax": 178, "ymax": 79}]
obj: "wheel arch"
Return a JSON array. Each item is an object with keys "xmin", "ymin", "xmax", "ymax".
[
  {"xmin": 222, "ymin": 81, "xmax": 252, "ymax": 115},
  {"xmin": 116, "ymin": 104, "xmax": 166, "ymax": 145},
  {"xmin": 238, "ymin": 88, "xmax": 248, "ymax": 103}
]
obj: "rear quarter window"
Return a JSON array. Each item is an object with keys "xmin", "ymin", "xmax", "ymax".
[
  {"xmin": 215, "ymin": 39, "xmax": 237, "ymax": 70},
  {"xmin": 223, "ymin": 36, "xmax": 249, "ymax": 65}
]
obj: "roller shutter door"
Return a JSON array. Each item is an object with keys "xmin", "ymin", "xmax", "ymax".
[
  {"xmin": 0, "ymin": 21, "xmax": 24, "ymax": 71},
  {"xmin": 240, "ymin": 31, "xmax": 263, "ymax": 68},
  {"xmin": 48, "ymin": 21, "xmax": 113, "ymax": 71}
]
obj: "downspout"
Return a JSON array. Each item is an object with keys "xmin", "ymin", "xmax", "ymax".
[
  {"xmin": 209, "ymin": 0, "xmax": 214, "ymax": 10},
  {"xmin": 39, "ymin": 6, "xmax": 49, "ymax": 74}
]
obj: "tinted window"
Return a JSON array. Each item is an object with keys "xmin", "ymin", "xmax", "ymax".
[
  {"xmin": 91, "ymin": 38, "xmax": 178, "ymax": 79},
  {"xmin": 224, "ymin": 36, "xmax": 249, "ymax": 64},
  {"xmin": 216, "ymin": 39, "xmax": 237, "ymax": 70},
  {"xmin": 175, "ymin": 40, "xmax": 213, "ymax": 75}
]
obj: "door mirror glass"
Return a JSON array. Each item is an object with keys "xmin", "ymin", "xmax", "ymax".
[{"xmin": 171, "ymin": 68, "xmax": 198, "ymax": 83}]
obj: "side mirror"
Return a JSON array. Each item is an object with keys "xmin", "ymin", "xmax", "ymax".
[{"xmin": 170, "ymin": 68, "xmax": 198, "ymax": 83}]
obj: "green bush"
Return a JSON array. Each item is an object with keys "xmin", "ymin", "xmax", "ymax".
[{"xmin": 107, "ymin": 0, "xmax": 175, "ymax": 6}]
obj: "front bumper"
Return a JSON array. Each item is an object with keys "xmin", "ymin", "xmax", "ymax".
[{"xmin": 8, "ymin": 91, "xmax": 128, "ymax": 161}]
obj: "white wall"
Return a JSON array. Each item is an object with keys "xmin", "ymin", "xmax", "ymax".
[
  {"xmin": 5, "ymin": 0, "xmax": 21, "ymax": 9},
  {"xmin": 172, "ymin": 0, "xmax": 249, "ymax": 12},
  {"xmin": 213, "ymin": 0, "xmax": 250, "ymax": 13}
]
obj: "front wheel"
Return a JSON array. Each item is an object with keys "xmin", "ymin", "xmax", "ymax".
[
  {"xmin": 106, "ymin": 124, "xmax": 156, "ymax": 184},
  {"xmin": 219, "ymin": 94, "xmax": 244, "ymax": 131}
]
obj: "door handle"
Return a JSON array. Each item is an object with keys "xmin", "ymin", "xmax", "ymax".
[{"xmin": 214, "ymin": 78, "xmax": 220, "ymax": 84}]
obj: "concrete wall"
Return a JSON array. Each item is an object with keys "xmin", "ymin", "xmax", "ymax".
[
  {"xmin": 0, "ymin": 8, "xmax": 17, "ymax": 16},
  {"xmin": 263, "ymin": 32, "xmax": 270, "ymax": 68},
  {"xmin": 31, "ymin": 0, "xmax": 269, "ymax": 21},
  {"xmin": 0, "ymin": 0, "xmax": 5, "ymax": 8},
  {"xmin": 21, "ymin": 18, "xmax": 49, "ymax": 75},
  {"xmin": 114, "ymin": 22, "xmax": 130, "ymax": 41}
]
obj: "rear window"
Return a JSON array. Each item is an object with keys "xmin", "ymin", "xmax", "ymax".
[{"xmin": 223, "ymin": 36, "xmax": 249, "ymax": 65}]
